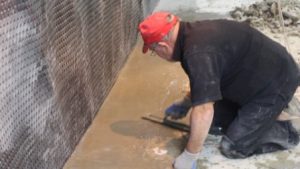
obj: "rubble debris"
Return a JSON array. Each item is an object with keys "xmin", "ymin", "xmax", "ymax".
[{"xmin": 230, "ymin": 0, "xmax": 300, "ymax": 34}]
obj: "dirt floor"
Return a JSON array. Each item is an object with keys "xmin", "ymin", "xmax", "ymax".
[{"xmin": 64, "ymin": 1, "xmax": 300, "ymax": 169}]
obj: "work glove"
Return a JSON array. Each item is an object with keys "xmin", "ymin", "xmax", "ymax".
[
  {"xmin": 173, "ymin": 149, "xmax": 200, "ymax": 169},
  {"xmin": 165, "ymin": 96, "xmax": 192, "ymax": 120}
]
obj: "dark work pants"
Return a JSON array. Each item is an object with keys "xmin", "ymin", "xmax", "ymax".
[{"xmin": 213, "ymin": 80, "xmax": 300, "ymax": 159}]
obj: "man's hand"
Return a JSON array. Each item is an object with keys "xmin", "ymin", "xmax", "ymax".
[
  {"xmin": 165, "ymin": 96, "xmax": 192, "ymax": 120},
  {"xmin": 173, "ymin": 149, "xmax": 199, "ymax": 169}
]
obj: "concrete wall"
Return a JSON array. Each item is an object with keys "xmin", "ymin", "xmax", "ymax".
[{"xmin": 0, "ymin": 1, "xmax": 142, "ymax": 169}]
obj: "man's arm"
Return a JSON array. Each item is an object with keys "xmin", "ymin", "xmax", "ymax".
[
  {"xmin": 186, "ymin": 102, "xmax": 214, "ymax": 153},
  {"xmin": 173, "ymin": 102, "xmax": 214, "ymax": 169}
]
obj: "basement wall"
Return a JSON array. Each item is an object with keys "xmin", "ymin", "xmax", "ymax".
[{"xmin": 0, "ymin": 1, "xmax": 142, "ymax": 169}]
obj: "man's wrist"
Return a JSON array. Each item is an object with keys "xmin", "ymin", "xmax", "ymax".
[
  {"xmin": 186, "ymin": 148, "xmax": 200, "ymax": 154},
  {"xmin": 184, "ymin": 149, "xmax": 200, "ymax": 158},
  {"xmin": 186, "ymin": 140, "xmax": 203, "ymax": 154}
]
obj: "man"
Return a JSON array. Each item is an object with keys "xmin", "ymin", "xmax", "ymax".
[{"xmin": 138, "ymin": 12, "xmax": 300, "ymax": 169}]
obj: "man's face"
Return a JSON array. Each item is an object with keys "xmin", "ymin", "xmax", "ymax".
[{"xmin": 150, "ymin": 41, "xmax": 175, "ymax": 62}]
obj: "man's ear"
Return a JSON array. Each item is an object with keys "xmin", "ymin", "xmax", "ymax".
[{"xmin": 157, "ymin": 41, "xmax": 170, "ymax": 49}]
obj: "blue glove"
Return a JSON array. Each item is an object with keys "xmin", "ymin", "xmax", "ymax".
[
  {"xmin": 165, "ymin": 96, "xmax": 192, "ymax": 120},
  {"xmin": 173, "ymin": 149, "xmax": 199, "ymax": 169}
]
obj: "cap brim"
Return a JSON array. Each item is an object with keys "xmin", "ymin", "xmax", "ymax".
[{"xmin": 142, "ymin": 44, "xmax": 149, "ymax": 54}]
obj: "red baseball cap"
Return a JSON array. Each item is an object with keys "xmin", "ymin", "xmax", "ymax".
[{"xmin": 139, "ymin": 12, "xmax": 178, "ymax": 53}]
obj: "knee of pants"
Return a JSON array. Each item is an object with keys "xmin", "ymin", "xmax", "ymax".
[{"xmin": 220, "ymin": 136, "xmax": 249, "ymax": 159}]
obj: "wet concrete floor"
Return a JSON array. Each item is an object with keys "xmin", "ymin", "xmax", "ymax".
[
  {"xmin": 64, "ymin": 38, "xmax": 300, "ymax": 169},
  {"xmin": 63, "ymin": 40, "xmax": 189, "ymax": 169}
]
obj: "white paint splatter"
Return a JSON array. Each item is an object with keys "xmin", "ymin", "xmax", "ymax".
[{"xmin": 153, "ymin": 147, "xmax": 168, "ymax": 156}]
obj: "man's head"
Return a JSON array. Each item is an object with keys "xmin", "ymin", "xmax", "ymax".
[{"xmin": 138, "ymin": 12, "xmax": 179, "ymax": 61}]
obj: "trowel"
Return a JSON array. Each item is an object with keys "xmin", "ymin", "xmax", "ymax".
[{"xmin": 142, "ymin": 114, "xmax": 223, "ymax": 135}]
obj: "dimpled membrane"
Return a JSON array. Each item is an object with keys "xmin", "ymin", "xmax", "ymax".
[{"xmin": 0, "ymin": 0, "xmax": 142, "ymax": 169}]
